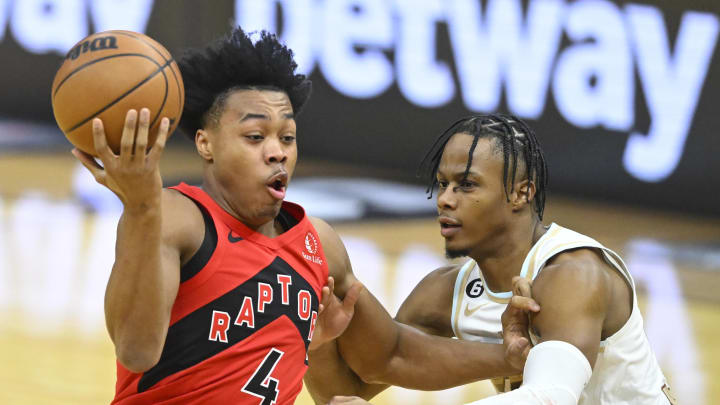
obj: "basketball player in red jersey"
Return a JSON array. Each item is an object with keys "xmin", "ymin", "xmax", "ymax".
[{"xmin": 73, "ymin": 28, "xmax": 533, "ymax": 404}]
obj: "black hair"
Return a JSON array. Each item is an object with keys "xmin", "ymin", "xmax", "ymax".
[
  {"xmin": 419, "ymin": 114, "xmax": 548, "ymax": 220},
  {"xmin": 177, "ymin": 27, "xmax": 312, "ymax": 138}
]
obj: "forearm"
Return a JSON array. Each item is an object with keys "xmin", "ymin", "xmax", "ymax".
[
  {"xmin": 371, "ymin": 323, "xmax": 516, "ymax": 389},
  {"xmin": 104, "ymin": 201, "xmax": 175, "ymax": 369},
  {"xmin": 305, "ymin": 340, "xmax": 389, "ymax": 404},
  {"xmin": 338, "ymin": 291, "xmax": 518, "ymax": 390}
]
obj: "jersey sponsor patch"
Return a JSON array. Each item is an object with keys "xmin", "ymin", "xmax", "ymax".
[{"xmin": 301, "ymin": 232, "xmax": 323, "ymax": 265}]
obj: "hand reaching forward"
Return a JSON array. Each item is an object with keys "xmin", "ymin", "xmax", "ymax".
[
  {"xmin": 501, "ymin": 276, "xmax": 540, "ymax": 371},
  {"xmin": 71, "ymin": 108, "xmax": 170, "ymax": 209},
  {"xmin": 308, "ymin": 277, "xmax": 364, "ymax": 351}
]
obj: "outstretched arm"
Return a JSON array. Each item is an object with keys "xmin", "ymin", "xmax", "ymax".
[
  {"xmin": 305, "ymin": 265, "xmax": 459, "ymax": 403},
  {"xmin": 308, "ymin": 218, "xmax": 526, "ymax": 391}
]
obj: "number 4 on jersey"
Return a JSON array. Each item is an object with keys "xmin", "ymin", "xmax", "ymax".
[{"xmin": 242, "ymin": 349, "xmax": 285, "ymax": 405}]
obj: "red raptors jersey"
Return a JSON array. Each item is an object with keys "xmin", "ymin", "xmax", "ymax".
[{"xmin": 112, "ymin": 183, "xmax": 328, "ymax": 404}]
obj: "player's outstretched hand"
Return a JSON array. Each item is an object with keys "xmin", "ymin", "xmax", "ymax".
[
  {"xmin": 501, "ymin": 276, "xmax": 540, "ymax": 371},
  {"xmin": 328, "ymin": 396, "xmax": 373, "ymax": 405},
  {"xmin": 71, "ymin": 108, "xmax": 169, "ymax": 208},
  {"xmin": 308, "ymin": 277, "xmax": 364, "ymax": 351}
]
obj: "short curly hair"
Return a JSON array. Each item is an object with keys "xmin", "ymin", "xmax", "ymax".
[{"xmin": 177, "ymin": 27, "xmax": 312, "ymax": 139}]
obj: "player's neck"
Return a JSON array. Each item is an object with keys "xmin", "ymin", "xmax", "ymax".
[
  {"xmin": 200, "ymin": 174, "xmax": 282, "ymax": 238},
  {"xmin": 471, "ymin": 220, "xmax": 547, "ymax": 293}
]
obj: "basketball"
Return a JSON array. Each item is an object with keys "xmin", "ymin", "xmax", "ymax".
[{"xmin": 51, "ymin": 30, "xmax": 184, "ymax": 156}]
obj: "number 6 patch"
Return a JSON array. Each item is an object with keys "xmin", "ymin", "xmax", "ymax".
[{"xmin": 242, "ymin": 349, "xmax": 285, "ymax": 405}]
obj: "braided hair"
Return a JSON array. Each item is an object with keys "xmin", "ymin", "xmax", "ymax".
[{"xmin": 419, "ymin": 114, "xmax": 548, "ymax": 219}]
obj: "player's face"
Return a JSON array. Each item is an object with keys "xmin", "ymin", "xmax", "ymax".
[
  {"xmin": 204, "ymin": 89, "xmax": 297, "ymax": 227},
  {"xmin": 436, "ymin": 134, "xmax": 512, "ymax": 258}
]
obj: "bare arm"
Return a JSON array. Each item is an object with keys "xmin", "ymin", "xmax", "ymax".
[
  {"xmin": 305, "ymin": 340, "xmax": 386, "ymax": 404},
  {"xmin": 463, "ymin": 248, "xmax": 631, "ymax": 405},
  {"xmin": 309, "ymin": 218, "xmax": 519, "ymax": 391},
  {"xmin": 74, "ymin": 110, "xmax": 202, "ymax": 372},
  {"xmin": 528, "ymin": 248, "xmax": 627, "ymax": 367},
  {"xmin": 104, "ymin": 189, "xmax": 202, "ymax": 372},
  {"xmin": 305, "ymin": 263, "xmax": 458, "ymax": 403}
]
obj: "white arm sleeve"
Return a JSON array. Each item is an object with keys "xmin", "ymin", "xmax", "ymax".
[{"xmin": 464, "ymin": 341, "xmax": 592, "ymax": 405}]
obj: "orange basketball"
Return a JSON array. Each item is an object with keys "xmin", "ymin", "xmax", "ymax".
[{"xmin": 51, "ymin": 30, "xmax": 184, "ymax": 156}]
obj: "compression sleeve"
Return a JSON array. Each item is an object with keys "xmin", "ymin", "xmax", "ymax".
[{"xmin": 464, "ymin": 340, "xmax": 592, "ymax": 405}]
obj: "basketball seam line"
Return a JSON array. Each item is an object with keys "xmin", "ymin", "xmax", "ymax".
[
  {"xmin": 63, "ymin": 58, "xmax": 175, "ymax": 134},
  {"xmin": 53, "ymin": 53, "xmax": 159, "ymax": 99},
  {"xmin": 148, "ymin": 68, "xmax": 169, "ymax": 130},
  {"xmin": 109, "ymin": 31, "xmax": 171, "ymax": 63},
  {"xmin": 109, "ymin": 31, "xmax": 184, "ymax": 113}
]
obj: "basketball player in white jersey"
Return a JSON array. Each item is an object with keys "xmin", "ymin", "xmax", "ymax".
[{"xmin": 313, "ymin": 114, "xmax": 674, "ymax": 405}]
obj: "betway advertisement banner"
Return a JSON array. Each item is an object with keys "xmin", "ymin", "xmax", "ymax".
[{"xmin": 0, "ymin": 0, "xmax": 718, "ymax": 214}]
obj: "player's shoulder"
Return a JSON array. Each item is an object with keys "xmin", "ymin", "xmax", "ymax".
[
  {"xmin": 395, "ymin": 264, "xmax": 460, "ymax": 335},
  {"xmin": 419, "ymin": 264, "xmax": 462, "ymax": 289},
  {"xmin": 543, "ymin": 248, "xmax": 610, "ymax": 279},
  {"xmin": 160, "ymin": 187, "xmax": 206, "ymax": 251},
  {"xmin": 308, "ymin": 216, "xmax": 351, "ymax": 276},
  {"xmin": 308, "ymin": 216, "xmax": 347, "ymax": 253},
  {"xmin": 308, "ymin": 215, "xmax": 332, "ymax": 235},
  {"xmin": 161, "ymin": 187, "xmax": 205, "ymax": 225},
  {"xmin": 408, "ymin": 264, "xmax": 462, "ymax": 304},
  {"xmin": 533, "ymin": 247, "xmax": 614, "ymax": 303}
]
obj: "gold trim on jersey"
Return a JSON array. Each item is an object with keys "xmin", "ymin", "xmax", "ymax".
[
  {"xmin": 484, "ymin": 294, "xmax": 510, "ymax": 304},
  {"xmin": 524, "ymin": 226, "xmax": 563, "ymax": 282},
  {"xmin": 453, "ymin": 263, "xmax": 475, "ymax": 339},
  {"xmin": 490, "ymin": 374, "xmax": 524, "ymax": 393},
  {"xmin": 662, "ymin": 384, "xmax": 678, "ymax": 405}
]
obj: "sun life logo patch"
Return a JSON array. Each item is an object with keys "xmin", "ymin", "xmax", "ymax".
[
  {"xmin": 302, "ymin": 232, "xmax": 322, "ymax": 265},
  {"xmin": 305, "ymin": 232, "xmax": 318, "ymax": 254}
]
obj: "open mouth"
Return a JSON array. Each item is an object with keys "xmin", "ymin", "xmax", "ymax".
[
  {"xmin": 266, "ymin": 172, "xmax": 288, "ymax": 200},
  {"xmin": 438, "ymin": 216, "xmax": 461, "ymax": 237}
]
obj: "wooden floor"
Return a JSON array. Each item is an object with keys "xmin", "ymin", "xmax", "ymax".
[{"xmin": 1, "ymin": 150, "xmax": 719, "ymax": 404}]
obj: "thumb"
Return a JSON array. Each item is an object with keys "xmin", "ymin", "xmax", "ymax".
[{"xmin": 342, "ymin": 282, "xmax": 364, "ymax": 312}]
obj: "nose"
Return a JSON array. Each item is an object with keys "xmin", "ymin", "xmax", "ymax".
[
  {"xmin": 437, "ymin": 186, "xmax": 457, "ymax": 211},
  {"xmin": 264, "ymin": 138, "xmax": 287, "ymax": 165}
]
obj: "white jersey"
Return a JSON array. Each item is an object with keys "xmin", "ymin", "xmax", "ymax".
[{"xmin": 451, "ymin": 223, "xmax": 675, "ymax": 404}]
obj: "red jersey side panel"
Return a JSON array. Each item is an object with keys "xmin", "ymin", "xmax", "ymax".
[{"xmin": 112, "ymin": 183, "xmax": 329, "ymax": 405}]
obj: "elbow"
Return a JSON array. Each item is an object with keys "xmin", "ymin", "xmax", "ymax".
[
  {"xmin": 116, "ymin": 344, "xmax": 162, "ymax": 373},
  {"xmin": 353, "ymin": 362, "xmax": 393, "ymax": 385}
]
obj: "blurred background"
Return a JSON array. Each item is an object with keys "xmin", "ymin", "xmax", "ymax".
[{"xmin": 1, "ymin": 0, "xmax": 719, "ymax": 403}]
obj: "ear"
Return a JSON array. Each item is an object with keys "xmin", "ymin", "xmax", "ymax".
[
  {"xmin": 195, "ymin": 129, "xmax": 213, "ymax": 162},
  {"xmin": 511, "ymin": 179, "xmax": 536, "ymax": 212}
]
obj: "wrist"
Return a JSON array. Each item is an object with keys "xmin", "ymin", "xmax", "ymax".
[
  {"xmin": 122, "ymin": 195, "xmax": 162, "ymax": 215},
  {"xmin": 308, "ymin": 336, "xmax": 332, "ymax": 352}
]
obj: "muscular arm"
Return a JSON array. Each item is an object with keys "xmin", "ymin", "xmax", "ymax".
[
  {"xmin": 527, "ymin": 249, "xmax": 612, "ymax": 366},
  {"xmin": 75, "ymin": 111, "xmax": 205, "ymax": 373},
  {"xmin": 105, "ymin": 189, "xmax": 203, "ymax": 372},
  {"xmin": 305, "ymin": 264, "xmax": 458, "ymax": 403},
  {"xmin": 466, "ymin": 248, "xmax": 632, "ymax": 404},
  {"xmin": 307, "ymin": 218, "xmax": 518, "ymax": 395}
]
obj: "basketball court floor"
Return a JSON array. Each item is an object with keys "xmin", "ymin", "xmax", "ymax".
[{"xmin": 1, "ymin": 149, "xmax": 718, "ymax": 404}]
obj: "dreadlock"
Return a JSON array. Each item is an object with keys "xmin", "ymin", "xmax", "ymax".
[
  {"xmin": 177, "ymin": 27, "xmax": 312, "ymax": 138},
  {"xmin": 418, "ymin": 114, "xmax": 548, "ymax": 220}
]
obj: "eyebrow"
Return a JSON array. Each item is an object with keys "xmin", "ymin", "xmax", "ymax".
[
  {"xmin": 438, "ymin": 169, "xmax": 482, "ymax": 180},
  {"xmin": 240, "ymin": 112, "xmax": 295, "ymax": 122}
]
